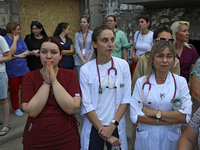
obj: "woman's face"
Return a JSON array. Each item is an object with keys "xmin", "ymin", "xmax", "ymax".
[
  {"xmin": 80, "ymin": 18, "xmax": 90, "ymax": 30},
  {"xmin": 63, "ymin": 26, "xmax": 70, "ymax": 36},
  {"xmin": 12, "ymin": 25, "xmax": 21, "ymax": 35},
  {"xmin": 92, "ymin": 29, "xmax": 115, "ymax": 57},
  {"xmin": 138, "ymin": 18, "xmax": 149, "ymax": 30},
  {"xmin": 106, "ymin": 17, "xmax": 117, "ymax": 29},
  {"xmin": 152, "ymin": 47, "xmax": 174, "ymax": 74},
  {"xmin": 32, "ymin": 25, "xmax": 42, "ymax": 36},
  {"xmin": 40, "ymin": 42, "xmax": 62, "ymax": 68},
  {"xmin": 176, "ymin": 24, "xmax": 189, "ymax": 42}
]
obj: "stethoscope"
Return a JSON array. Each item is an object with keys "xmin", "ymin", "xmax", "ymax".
[
  {"xmin": 96, "ymin": 57, "xmax": 117, "ymax": 94},
  {"xmin": 138, "ymin": 72, "xmax": 177, "ymax": 104}
]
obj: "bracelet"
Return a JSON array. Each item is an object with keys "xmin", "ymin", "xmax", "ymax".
[
  {"xmin": 43, "ymin": 81, "xmax": 51, "ymax": 86},
  {"xmin": 156, "ymin": 119, "xmax": 159, "ymax": 125}
]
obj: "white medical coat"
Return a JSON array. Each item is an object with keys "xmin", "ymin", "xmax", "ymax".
[
  {"xmin": 80, "ymin": 57, "xmax": 131, "ymax": 150},
  {"xmin": 130, "ymin": 72, "xmax": 192, "ymax": 150}
]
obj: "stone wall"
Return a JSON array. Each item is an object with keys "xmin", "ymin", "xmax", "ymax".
[
  {"xmin": 85, "ymin": 0, "xmax": 200, "ymax": 62},
  {"xmin": 0, "ymin": 0, "xmax": 20, "ymax": 29}
]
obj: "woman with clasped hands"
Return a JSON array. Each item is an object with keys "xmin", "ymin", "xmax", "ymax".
[
  {"xmin": 130, "ymin": 40, "xmax": 192, "ymax": 150},
  {"xmin": 21, "ymin": 37, "xmax": 81, "ymax": 150}
]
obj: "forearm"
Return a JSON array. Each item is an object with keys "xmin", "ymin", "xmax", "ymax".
[
  {"xmin": 85, "ymin": 110, "xmax": 104, "ymax": 130},
  {"xmin": 0, "ymin": 52, "xmax": 12, "ymax": 63},
  {"xmin": 138, "ymin": 115, "xmax": 170, "ymax": 125},
  {"xmin": 63, "ymin": 46, "xmax": 75, "ymax": 56},
  {"xmin": 10, "ymin": 41, "xmax": 17, "ymax": 55},
  {"xmin": 151, "ymin": 109, "xmax": 187, "ymax": 124},
  {"xmin": 86, "ymin": 53, "xmax": 93, "ymax": 62},
  {"xmin": 16, "ymin": 51, "xmax": 30, "ymax": 58},
  {"xmin": 106, "ymin": 104, "xmax": 128, "ymax": 135},
  {"xmin": 52, "ymin": 79, "xmax": 80, "ymax": 114},
  {"xmin": 77, "ymin": 53, "xmax": 85, "ymax": 61},
  {"xmin": 123, "ymin": 49, "xmax": 128, "ymax": 61},
  {"xmin": 22, "ymin": 83, "xmax": 50, "ymax": 117}
]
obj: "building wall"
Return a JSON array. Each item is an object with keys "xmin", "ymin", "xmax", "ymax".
[
  {"xmin": 0, "ymin": 0, "xmax": 20, "ymax": 29},
  {"xmin": 18, "ymin": 0, "xmax": 80, "ymax": 41},
  {"xmin": 86, "ymin": 0, "xmax": 200, "ymax": 62}
]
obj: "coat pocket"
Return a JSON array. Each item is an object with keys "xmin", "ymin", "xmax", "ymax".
[
  {"xmin": 135, "ymin": 130, "xmax": 149, "ymax": 150},
  {"xmin": 167, "ymin": 131, "xmax": 180, "ymax": 150}
]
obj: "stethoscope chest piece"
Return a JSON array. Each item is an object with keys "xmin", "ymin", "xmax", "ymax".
[{"xmin": 171, "ymin": 98, "xmax": 175, "ymax": 103}]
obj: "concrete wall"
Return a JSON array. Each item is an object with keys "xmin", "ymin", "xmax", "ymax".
[
  {"xmin": 84, "ymin": 0, "xmax": 200, "ymax": 62},
  {"xmin": 0, "ymin": 0, "xmax": 20, "ymax": 29}
]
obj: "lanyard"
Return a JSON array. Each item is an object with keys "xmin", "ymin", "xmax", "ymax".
[
  {"xmin": 82, "ymin": 30, "xmax": 88, "ymax": 48},
  {"xmin": 96, "ymin": 57, "xmax": 117, "ymax": 94},
  {"xmin": 139, "ymin": 73, "xmax": 176, "ymax": 104}
]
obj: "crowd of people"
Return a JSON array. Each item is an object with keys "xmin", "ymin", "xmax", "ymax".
[{"xmin": 0, "ymin": 14, "xmax": 199, "ymax": 150}]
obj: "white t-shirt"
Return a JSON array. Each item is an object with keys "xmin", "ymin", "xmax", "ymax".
[
  {"xmin": 0, "ymin": 36, "xmax": 10, "ymax": 72},
  {"xmin": 134, "ymin": 30, "xmax": 153, "ymax": 56},
  {"xmin": 96, "ymin": 60, "xmax": 116, "ymax": 126}
]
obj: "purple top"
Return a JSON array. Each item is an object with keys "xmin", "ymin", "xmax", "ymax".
[{"xmin": 176, "ymin": 45, "xmax": 199, "ymax": 82}]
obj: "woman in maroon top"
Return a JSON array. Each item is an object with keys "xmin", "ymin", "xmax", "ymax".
[
  {"xmin": 171, "ymin": 21, "xmax": 199, "ymax": 82},
  {"xmin": 21, "ymin": 37, "xmax": 81, "ymax": 150}
]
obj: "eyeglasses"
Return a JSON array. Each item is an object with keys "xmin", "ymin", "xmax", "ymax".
[
  {"xmin": 155, "ymin": 38, "xmax": 174, "ymax": 43},
  {"xmin": 31, "ymin": 21, "xmax": 41, "ymax": 25}
]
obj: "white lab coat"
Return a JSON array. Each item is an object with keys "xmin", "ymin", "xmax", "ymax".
[
  {"xmin": 80, "ymin": 57, "xmax": 131, "ymax": 150},
  {"xmin": 130, "ymin": 72, "xmax": 192, "ymax": 150}
]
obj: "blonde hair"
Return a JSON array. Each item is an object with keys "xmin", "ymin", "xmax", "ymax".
[
  {"xmin": 146, "ymin": 40, "xmax": 176, "ymax": 79},
  {"xmin": 170, "ymin": 21, "xmax": 190, "ymax": 48}
]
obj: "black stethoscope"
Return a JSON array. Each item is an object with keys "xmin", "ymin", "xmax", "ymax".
[
  {"xmin": 138, "ymin": 72, "xmax": 177, "ymax": 104},
  {"xmin": 96, "ymin": 57, "xmax": 117, "ymax": 94}
]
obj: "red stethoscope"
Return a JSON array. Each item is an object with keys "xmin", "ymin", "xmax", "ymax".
[
  {"xmin": 138, "ymin": 72, "xmax": 177, "ymax": 104},
  {"xmin": 96, "ymin": 57, "xmax": 117, "ymax": 94}
]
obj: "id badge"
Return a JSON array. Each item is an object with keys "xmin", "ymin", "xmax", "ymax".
[{"xmin": 82, "ymin": 48, "xmax": 86, "ymax": 55}]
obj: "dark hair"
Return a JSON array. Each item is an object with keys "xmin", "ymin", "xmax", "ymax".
[
  {"xmin": 105, "ymin": 15, "xmax": 117, "ymax": 28},
  {"xmin": 30, "ymin": 21, "xmax": 47, "ymax": 37},
  {"xmin": 92, "ymin": 24, "xmax": 115, "ymax": 57},
  {"xmin": 6, "ymin": 22, "xmax": 20, "ymax": 33},
  {"xmin": 153, "ymin": 24, "xmax": 172, "ymax": 39},
  {"xmin": 138, "ymin": 14, "xmax": 151, "ymax": 29},
  {"xmin": 0, "ymin": 28, "xmax": 7, "ymax": 36},
  {"xmin": 53, "ymin": 22, "xmax": 71, "ymax": 45},
  {"xmin": 39, "ymin": 37, "xmax": 63, "ymax": 66}
]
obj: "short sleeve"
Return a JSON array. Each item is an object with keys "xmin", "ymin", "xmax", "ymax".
[
  {"xmin": 189, "ymin": 107, "xmax": 200, "ymax": 131},
  {"xmin": 120, "ymin": 32, "xmax": 130, "ymax": 50},
  {"xmin": 66, "ymin": 70, "xmax": 81, "ymax": 97},
  {"xmin": 0, "ymin": 36, "xmax": 10, "ymax": 53},
  {"xmin": 191, "ymin": 58, "xmax": 200, "ymax": 79}
]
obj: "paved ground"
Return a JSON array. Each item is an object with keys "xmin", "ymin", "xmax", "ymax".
[{"xmin": 0, "ymin": 104, "xmax": 133, "ymax": 150}]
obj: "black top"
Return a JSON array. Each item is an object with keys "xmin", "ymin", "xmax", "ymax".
[{"xmin": 24, "ymin": 35, "xmax": 47, "ymax": 71}]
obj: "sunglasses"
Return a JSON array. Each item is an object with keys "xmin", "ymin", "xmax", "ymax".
[
  {"xmin": 155, "ymin": 38, "xmax": 174, "ymax": 43},
  {"xmin": 31, "ymin": 21, "xmax": 41, "ymax": 25}
]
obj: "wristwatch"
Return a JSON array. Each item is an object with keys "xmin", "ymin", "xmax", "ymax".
[
  {"xmin": 156, "ymin": 110, "xmax": 161, "ymax": 119},
  {"xmin": 111, "ymin": 120, "xmax": 119, "ymax": 127}
]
